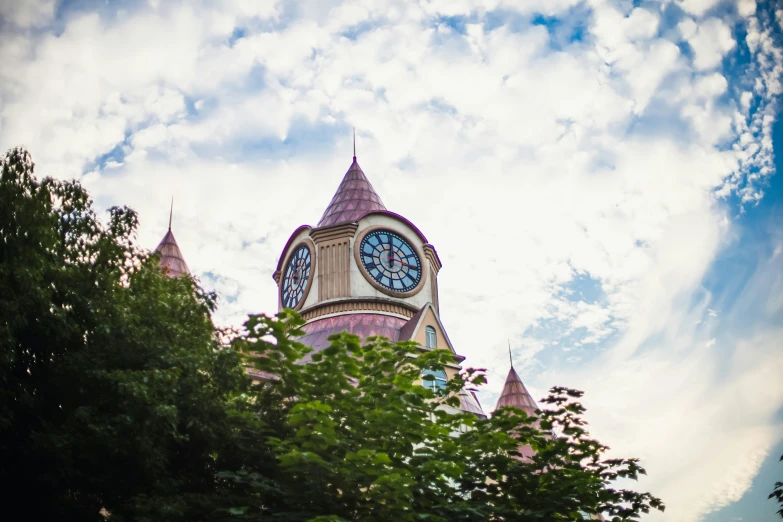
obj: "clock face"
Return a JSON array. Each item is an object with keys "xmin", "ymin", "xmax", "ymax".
[
  {"xmin": 359, "ymin": 229, "xmax": 422, "ymax": 292},
  {"xmin": 281, "ymin": 244, "xmax": 312, "ymax": 309}
]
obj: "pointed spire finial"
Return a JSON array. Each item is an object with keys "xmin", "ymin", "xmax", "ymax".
[
  {"xmin": 169, "ymin": 196, "xmax": 173, "ymax": 230},
  {"xmin": 508, "ymin": 340, "xmax": 513, "ymax": 368},
  {"xmin": 353, "ymin": 127, "xmax": 356, "ymax": 160}
]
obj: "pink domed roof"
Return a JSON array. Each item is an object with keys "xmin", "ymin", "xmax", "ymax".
[
  {"xmin": 297, "ymin": 310, "xmax": 485, "ymax": 417},
  {"xmin": 154, "ymin": 229, "xmax": 189, "ymax": 278},
  {"xmin": 298, "ymin": 313, "xmax": 408, "ymax": 360},
  {"xmin": 495, "ymin": 366, "xmax": 538, "ymax": 416},
  {"xmin": 317, "ymin": 157, "xmax": 386, "ymax": 228},
  {"xmin": 495, "ymin": 365, "xmax": 539, "ymax": 459}
]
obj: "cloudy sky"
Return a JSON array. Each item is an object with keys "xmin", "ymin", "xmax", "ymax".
[{"xmin": 1, "ymin": 0, "xmax": 782, "ymax": 519}]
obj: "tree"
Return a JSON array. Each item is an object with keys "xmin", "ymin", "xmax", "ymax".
[
  {"xmin": 1, "ymin": 147, "xmax": 663, "ymax": 521},
  {"xmin": 0, "ymin": 148, "xmax": 247, "ymax": 521},
  {"xmin": 224, "ymin": 311, "xmax": 665, "ymax": 521},
  {"xmin": 771, "ymin": 454, "xmax": 783, "ymax": 518}
]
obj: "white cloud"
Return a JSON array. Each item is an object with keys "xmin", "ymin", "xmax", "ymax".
[
  {"xmin": 555, "ymin": 326, "xmax": 783, "ymax": 521},
  {"xmin": 0, "ymin": 0, "xmax": 58, "ymax": 28},
  {"xmin": 737, "ymin": 0, "xmax": 756, "ymax": 18},
  {"xmin": 678, "ymin": 0, "xmax": 723, "ymax": 17},
  {"xmin": 681, "ymin": 17, "xmax": 737, "ymax": 70},
  {"xmin": 0, "ymin": 1, "xmax": 781, "ymax": 521}
]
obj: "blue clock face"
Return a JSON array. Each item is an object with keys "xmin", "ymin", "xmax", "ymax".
[
  {"xmin": 281, "ymin": 244, "xmax": 312, "ymax": 309},
  {"xmin": 359, "ymin": 229, "xmax": 422, "ymax": 292}
]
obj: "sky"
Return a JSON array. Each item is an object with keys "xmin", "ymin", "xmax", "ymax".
[{"xmin": 0, "ymin": 0, "xmax": 781, "ymax": 519}]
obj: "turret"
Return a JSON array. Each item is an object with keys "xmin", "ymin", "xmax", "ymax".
[
  {"xmin": 495, "ymin": 353, "xmax": 539, "ymax": 459},
  {"xmin": 495, "ymin": 366, "xmax": 538, "ymax": 417},
  {"xmin": 154, "ymin": 200, "xmax": 189, "ymax": 278},
  {"xmin": 272, "ymin": 138, "xmax": 482, "ymax": 417}
]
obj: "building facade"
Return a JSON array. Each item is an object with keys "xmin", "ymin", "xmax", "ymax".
[
  {"xmin": 270, "ymin": 153, "xmax": 484, "ymax": 417},
  {"xmin": 151, "ymin": 170, "xmax": 605, "ymax": 515},
  {"xmin": 153, "ymin": 152, "xmax": 548, "ymax": 418}
]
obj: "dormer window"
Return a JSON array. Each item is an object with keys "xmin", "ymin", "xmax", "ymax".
[
  {"xmin": 425, "ymin": 326, "xmax": 437, "ymax": 349},
  {"xmin": 422, "ymin": 368, "xmax": 447, "ymax": 391}
]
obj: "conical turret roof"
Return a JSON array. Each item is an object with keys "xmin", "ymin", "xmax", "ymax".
[
  {"xmin": 496, "ymin": 364, "xmax": 540, "ymax": 460},
  {"xmin": 154, "ymin": 228, "xmax": 190, "ymax": 278},
  {"xmin": 495, "ymin": 366, "xmax": 538, "ymax": 416},
  {"xmin": 317, "ymin": 157, "xmax": 386, "ymax": 228}
]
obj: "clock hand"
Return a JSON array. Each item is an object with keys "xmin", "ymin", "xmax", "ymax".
[
  {"xmin": 390, "ymin": 256, "xmax": 417, "ymax": 268},
  {"xmin": 387, "ymin": 236, "xmax": 394, "ymax": 267}
]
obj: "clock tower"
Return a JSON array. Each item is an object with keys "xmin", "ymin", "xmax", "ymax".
[{"xmin": 273, "ymin": 152, "xmax": 484, "ymax": 417}]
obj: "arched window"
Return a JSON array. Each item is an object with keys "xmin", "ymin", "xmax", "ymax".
[
  {"xmin": 425, "ymin": 326, "xmax": 437, "ymax": 349},
  {"xmin": 422, "ymin": 368, "xmax": 447, "ymax": 391}
]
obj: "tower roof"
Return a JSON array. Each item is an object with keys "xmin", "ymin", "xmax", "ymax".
[
  {"xmin": 154, "ymin": 228, "xmax": 190, "ymax": 278},
  {"xmin": 317, "ymin": 158, "xmax": 386, "ymax": 228},
  {"xmin": 494, "ymin": 366, "xmax": 538, "ymax": 416}
]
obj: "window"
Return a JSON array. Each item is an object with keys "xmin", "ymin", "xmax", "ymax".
[
  {"xmin": 425, "ymin": 326, "xmax": 437, "ymax": 349},
  {"xmin": 422, "ymin": 368, "xmax": 447, "ymax": 391}
]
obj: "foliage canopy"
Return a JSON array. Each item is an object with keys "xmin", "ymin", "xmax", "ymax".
[
  {"xmin": 1, "ymin": 148, "xmax": 663, "ymax": 521},
  {"xmin": 771, "ymin": 454, "xmax": 783, "ymax": 518},
  {"xmin": 0, "ymin": 148, "xmax": 247, "ymax": 520}
]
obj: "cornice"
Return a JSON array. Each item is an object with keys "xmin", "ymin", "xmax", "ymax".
[
  {"xmin": 361, "ymin": 210, "xmax": 429, "ymax": 243},
  {"xmin": 300, "ymin": 296, "xmax": 420, "ymax": 322},
  {"xmin": 410, "ymin": 345, "xmax": 465, "ymax": 367},
  {"xmin": 274, "ymin": 224, "xmax": 313, "ymax": 273},
  {"xmin": 423, "ymin": 243, "xmax": 442, "ymax": 273},
  {"xmin": 310, "ymin": 222, "xmax": 359, "ymax": 243}
]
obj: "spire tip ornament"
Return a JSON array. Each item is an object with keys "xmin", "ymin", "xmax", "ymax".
[
  {"xmin": 353, "ymin": 126, "xmax": 356, "ymax": 160},
  {"xmin": 508, "ymin": 340, "xmax": 513, "ymax": 368},
  {"xmin": 169, "ymin": 196, "xmax": 173, "ymax": 230}
]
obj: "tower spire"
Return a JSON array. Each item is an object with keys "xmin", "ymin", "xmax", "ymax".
[
  {"xmin": 317, "ymin": 136, "xmax": 386, "ymax": 228},
  {"xmin": 495, "ymin": 362, "xmax": 540, "ymax": 459},
  {"xmin": 155, "ymin": 195, "xmax": 189, "ymax": 278},
  {"xmin": 508, "ymin": 340, "xmax": 513, "ymax": 368},
  {"xmin": 495, "ymin": 365, "xmax": 538, "ymax": 415}
]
